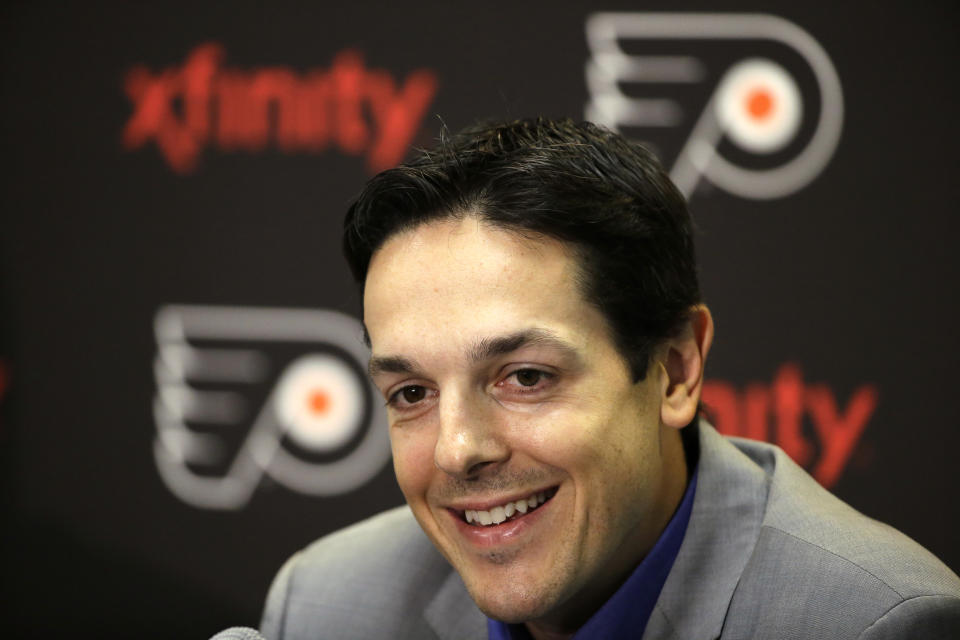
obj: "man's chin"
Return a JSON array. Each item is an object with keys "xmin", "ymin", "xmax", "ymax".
[{"xmin": 464, "ymin": 574, "xmax": 565, "ymax": 626}]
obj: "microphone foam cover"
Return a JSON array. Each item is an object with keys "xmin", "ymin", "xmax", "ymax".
[{"xmin": 208, "ymin": 627, "xmax": 267, "ymax": 640}]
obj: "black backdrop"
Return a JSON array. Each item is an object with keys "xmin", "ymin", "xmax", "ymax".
[{"xmin": 2, "ymin": 2, "xmax": 958, "ymax": 637}]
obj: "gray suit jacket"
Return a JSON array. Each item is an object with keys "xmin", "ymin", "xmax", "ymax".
[{"xmin": 260, "ymin": 422, "xmax": 960, "ymax": 639}]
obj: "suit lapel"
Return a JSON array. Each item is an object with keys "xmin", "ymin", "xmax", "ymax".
[
  {"xmin": 643, "ymin": 421, "xmax": 771, "ymax": 639},
  {"xmin": 424, "ymin": 568, "xmax": 488, "ymax": 640}
]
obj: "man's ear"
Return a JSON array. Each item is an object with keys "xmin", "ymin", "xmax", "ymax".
[{"xmin": 659, "ymin": 305, "xmax": 714, "ymax": 429}]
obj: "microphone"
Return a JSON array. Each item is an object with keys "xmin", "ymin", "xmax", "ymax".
[{"xmin": 208, "ymin": 628, "xmax": 267, "ymax": 640}]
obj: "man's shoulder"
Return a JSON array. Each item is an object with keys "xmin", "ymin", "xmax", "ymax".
[
  {"xmin": 286, "ymin": 504, "xmax": 439, "ymax": 572},
  {"xmin": 734, "ymin": 436, "xmax": 960, "ymax": 597},
  {"xmin": 260, "ymin": 506, "xmax": 465, "ymax": 640},
  {"xmin": 727, "ymin": 436, "xmax": 960, "ymax": 638}
]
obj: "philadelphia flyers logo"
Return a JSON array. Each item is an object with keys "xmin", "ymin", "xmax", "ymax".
[
  {"xmin": 152, "ymin": 305, "xmax": 390, "ymax": 510},
  {"xmin": 585, "ymin": 12, "xmax": 844, "ymax": 200}
]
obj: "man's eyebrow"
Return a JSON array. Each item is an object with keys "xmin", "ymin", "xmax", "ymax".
[
  {"xmin": 368, "ymin": 355, "xmax": 419, "ymax": 377},
  {"xmin": 368, "ymin": 329, "xmax": 582, "ymax": 378},
  {"xmin": 469, "ymin": 329, "xmax": 582, "ymax": 365}
]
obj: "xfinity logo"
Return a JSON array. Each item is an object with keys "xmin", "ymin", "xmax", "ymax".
[
  {"xmin": 703, "ymin": 363, "xmax": 878, "ymax": 488},
  {"xmin": 585, "ymin": 13, "xmax": 844, "ymax": 200},
  {"xmin": 152, "ymin": 305, "xmax": 391, "ymax": 510},
  {"xmin": 123, "ymin": 44, "xmax": 438, "ymax": 173}
]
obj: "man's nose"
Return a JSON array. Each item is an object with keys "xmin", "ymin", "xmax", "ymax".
[{"xmin": 433, "ymin": 390, "xmax": 509, "ymax": 479}]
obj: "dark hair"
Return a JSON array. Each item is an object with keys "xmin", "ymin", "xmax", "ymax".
[{"xmin": 342, "ymin": 117, "xmax": 700, "ymax": 381}]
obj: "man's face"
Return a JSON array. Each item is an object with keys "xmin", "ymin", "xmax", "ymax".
[{"xmin": 364, "ymin": 217, "xmax": 683, "ymax": 627}]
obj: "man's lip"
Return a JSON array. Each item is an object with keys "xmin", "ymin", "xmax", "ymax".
[
  {"xmin": 443, "ymin": 485, "xmax": 559, "ymax": 513},
  {"xmin": 446, "ymin": 487, "xmax": 557, "ymax": 547}
]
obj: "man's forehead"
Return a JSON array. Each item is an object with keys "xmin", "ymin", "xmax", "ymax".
[{"xmin": 360, "ymin": 216, "xmax": 614, "ymax": 377}]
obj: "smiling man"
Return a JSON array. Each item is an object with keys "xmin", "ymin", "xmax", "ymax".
[
  {"xmin": 362, "ymin": 217, "xmax": 699, "ymax": 637},
  {"xmin": 260, "ymin": 118, "xmax": 960, "ymax": 639}
]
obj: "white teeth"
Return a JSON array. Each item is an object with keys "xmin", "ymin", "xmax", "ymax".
[{"xmin": 464, "ymin": 489, "xmax": 553, "ymax": 526}]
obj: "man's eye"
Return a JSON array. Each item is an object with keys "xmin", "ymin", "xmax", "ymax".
[
  {"xmin": 514, "ymin": 369, "xmax": 544, "ymax": 387},
  {"xmin": 391, "ymin": 385, "xmax": 428, "ymax": 405},
  {"xmin": 502, "ymin": 368, "xmax": 555, "ymax": 392},
  {"xmin": 402, "ymin": 386, "xmax": 426, "ymax": 403}
]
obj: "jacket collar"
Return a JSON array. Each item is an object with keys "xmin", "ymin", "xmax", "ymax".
[
  {"xmin": 643, "ymin": 420, "xmax": 771, "ymax": 639},
  {"xmin": 425, "ymin": 568, "xmax": 488, "ymax": 640}
]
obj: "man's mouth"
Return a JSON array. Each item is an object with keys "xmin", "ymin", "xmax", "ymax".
[{"xmin": 458, "ymin": 487, "xmax": 558, "ymax": 527}]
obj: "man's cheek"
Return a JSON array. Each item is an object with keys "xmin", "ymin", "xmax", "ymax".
[{"xmin": 391, "ymin": 429, "xmax": 437, "ymax": 496}]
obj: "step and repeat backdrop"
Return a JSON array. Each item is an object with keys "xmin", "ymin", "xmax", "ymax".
[{"xmin": 2, "ymin": 2, "xmax": 957, "ymax": 637}]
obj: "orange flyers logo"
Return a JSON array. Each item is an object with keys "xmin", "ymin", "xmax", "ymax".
[
  {"xmin": 585, "ymin": 13, "xmax": 844, "ymax": 200},
  {"xmin": 152, "ymin": 305, "xmax": 390, "ymax": 510},
  {"xmin": 123, "ymin": 44, "xmax": 438, "ymax": 173}
]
